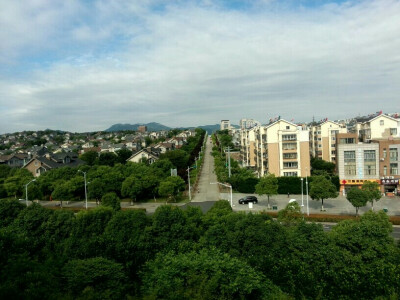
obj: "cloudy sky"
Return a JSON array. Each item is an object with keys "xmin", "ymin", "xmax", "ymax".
[{"xmin": 1, "ymin": 0, "xmax": 399, "ymax": 133}]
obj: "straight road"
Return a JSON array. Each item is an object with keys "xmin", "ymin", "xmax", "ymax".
[{"xmin": 192, "ymin": 136, "xmax": 220, "ymax": 203}]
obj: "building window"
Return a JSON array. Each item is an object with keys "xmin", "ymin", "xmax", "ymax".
[
  {"xmin": 283, "ymin": 143, "xmax": 297, "ymax": 150},
  {"xmin": 380, "ymin": 120, "xmax": 384, "ymax": 126},
  {"xmin": 282, "ymin": 134, "xmax": 296, "ymax": 141},
  {"xmin": 344, "ymin": 151, "xmax": 356, "ymax": 163},
  {"xmin": 286, "ymin": 126, "xmax": 290, "ymax": 129},
  {"xmin": 283, "ymin": 153, "xmax": 297, "ymax": 159},
  {"xmin": 283, "ymin": 162, "xmax": 298, "ymax": 168},
  {"xmin": 344, "ymin": 165, "xmax": 356, "ymax": 175},
  {"xmin": 390, "ymin": 163, "xmax": 398, "ymax": 175},
  {"xmin": 339, "ymin": 138, "xmax": 355, "ymax": 144},
  {"xmin": 383, "ymin": 148, "xmax": 387, "ymax": 159},
  {"xmin": 364, "ymin": 150, "xmax": 376, "ymax": 162},
  {"xmin": 390, "ymin": 128, "xmax": 397, "ymax": 135},
  {"xmin": 389, "ymin": 148, "xmax": 398, "ymax": 161},
  {"xmin": 331, "ymin": 150, "xmax": 336, "ymax": 155},
  {"xmin": 384, "ymin": 166, "xmax": 387, "ymax": 175},
  {"xmin": 284, "ymin": 172, "xmax": 298, "ymax": 177},
  {"xmin": 364, "ymin": 164, "xmax": 376, "ymax": 175}
]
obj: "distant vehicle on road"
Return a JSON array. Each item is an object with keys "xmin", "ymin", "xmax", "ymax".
[{"xmin": 238, "ymin": 196, "xmax": 258, "ymax": 204}]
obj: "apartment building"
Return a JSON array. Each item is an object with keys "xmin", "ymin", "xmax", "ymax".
[
  {"xmin": 220, "ymin": 120, "xmax": 231, "ymax": 131},
  {"xmin": 356, "ymin": 114, "xmax": 400, "ymax": 142},
  {"xmin": 239, "ymin": 126, "xmax": 257, "ymax": 168},
  {"xmin": 309, "ymin": 120, "xmax": 347, "ymax": 162},
  {"xmin": 253, "ymin": 119, "xmax": 310, "ymax": 177},
  {"xmin": 373, "ymin": 139, "xmax": 400, "ymax": 195}
]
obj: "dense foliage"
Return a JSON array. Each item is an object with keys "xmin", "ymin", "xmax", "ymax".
[
  {"xmin": 0, "ymin": 129, "xmax": 206, "ymax": 203},
  {"xmin": 0, "ymin": 199, "xmax": 399, "ymax": 299}
]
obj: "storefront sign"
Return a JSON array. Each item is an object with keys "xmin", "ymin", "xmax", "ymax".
[{"xmin": 381, "ymin": 179, "xmax": 399, "ymax": 185}]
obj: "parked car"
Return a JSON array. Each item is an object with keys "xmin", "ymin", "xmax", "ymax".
[{"xmin": 238, "ymin": 196, "xmax": 258, "ymax": 204}]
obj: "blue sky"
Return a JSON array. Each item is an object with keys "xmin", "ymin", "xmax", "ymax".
[{"xmin": 1, "ymin": 0, "xmax": 399, "ymax": 133}]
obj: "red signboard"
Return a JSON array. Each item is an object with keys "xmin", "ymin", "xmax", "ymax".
[{"xmin": 341, "ymin": 180, "xmax": 347, "ymax": 184}]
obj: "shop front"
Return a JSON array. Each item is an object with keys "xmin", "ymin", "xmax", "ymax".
[
  {"xmin": 381, "ymin": 177, "xmax": 399, "ymax": 196},
  {"xmin": 340, "ymin": 179, "xmax": 380, "ymax": 196}
]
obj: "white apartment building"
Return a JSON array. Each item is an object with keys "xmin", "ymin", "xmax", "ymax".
[
  {"xmin": 220, "ymin": 120, "xmax": 231, "ymax": 131},
  {"xmin": 356, "ymin": 114, "xmax": 400, "ymax": 142},
  {"xmin": 239, "ymin": 118, "xmax": 261, "ymax": 130},
  {"xmin": 254, "ymin": 119, "xmax": 310, "ymax": 177},
  {"xmin": 309, "ymin": 120, "xmax": 347, "ymax": 162},
  {"xmin": 239, "ymin": 126, "xmax": 257, "ymax": 168}
]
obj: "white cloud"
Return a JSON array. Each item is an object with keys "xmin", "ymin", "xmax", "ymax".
[{"xmin": 0, "ymin": 0, "xmax": 400, "ymax": 133}]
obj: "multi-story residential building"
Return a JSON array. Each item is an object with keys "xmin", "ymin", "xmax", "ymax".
[
  {"xmin": 373, "ymin": 139, "xmax": 400, "ymax": 195},
  {"xmin": 253, "ymin": 119, "xmax": 310, "ymax": 177},
  {"xmin": 220, "ymin": 120, "xmax": 231, "ymax": 131},
  {"xmin": 239, "ymin": 118, "xmax": 261, "ymax": 130},
  {"xmin": 356, "ymin": 114, "xmax": 400, "ymax": 142},
  {"xmin": 239, "ymin": 126, "xmax": 257, "ymax": 168},
  {"xmin": 309, "ymin": 120, "xmax": 347, "ymax": 162}
]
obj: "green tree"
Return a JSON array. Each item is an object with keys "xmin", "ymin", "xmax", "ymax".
[
  {"xmin": 63, "ymin": 257, "xmax": 128, "ymax": 300},
  {"xmin": 158, "ymin": 176, "xmax": 185, "ymax": 202},
  {"xmin": 3, "ymin": 171, "xmax": 33, "ymax": 199},
  {"xmin": 115, "ymin": 148, "xmax": 132, "ymax": 164},
  {"xmin": 140, "ymin": 248, "xmax": 285, "ymax": 300},
  {"xmin": 98, "ymin": 152, "xmax": 117, "ymax": 166},
  {"xmin": 79, "ymin": 150, "xmax": 98, "ymax": 166},
  {"xmin": 101, "ymin": 192, "xmax": 121, "ymax": 211},
  {"xmin": 66, "ymin": 207, "xmax": 113, "ymax": 258},
  {"xmin": 0, "ymin": 199, "xmax": 25, "ymax": 228},
  {"xmin": 311, "ymin": 157, "xmax": 336, "ymax": 175},
  {"xmin": 104, "ymin": 209, "xmax": 149, "ymax": 264},
  {"xmin": 88, "ymin": 177, "xmax": 106, "ymax": 203},
  {"xmin": 309, "ymin": 176, "xmax": 338, "ymax": 211},
  {"xmin": 160, "ymin": 149, "xmax": 189, "ymax": 170},
  {"xmin": 277, "ymin": 201, "xmax": 303, "ymax": 226},
  {"xmin": 346, "ymin": 187, "xmax": 369, "ymax": 216},
  {"xmin": 328, "ymin": 211, "xmax": 399, "ymax": 299},
  {"xmin": 51, "ymin": 181, "xmax": 73, "ymax": 207},
  {"xmin": 255, "ymin": 174, "xmax": 278, "ymax": 209},
  {"xmin": 362, "ymin": 180, "xmax": 382, "ymax": 211}
]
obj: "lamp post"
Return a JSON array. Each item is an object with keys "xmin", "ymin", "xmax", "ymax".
[
  {"xmin": 210, "ymin": 182, "xmax": 233, "ymax": 207},
  {"xmin": 25, "ymin": 179, "xmax": 36, "ymax": 207},
  {"xmin": 301, "ymin": 177, "xmax": 304, "ymax": 207},
  {"xmin": 306, "ymin": 171, "xmax": 309, "ymax": 216},
  {"xmin": 78, "ymin": 170, "xmax": 88, "ymax": 210},
  {"xmin": 187, "ymin": 166, "xmax": 195, "ymax": 201}
]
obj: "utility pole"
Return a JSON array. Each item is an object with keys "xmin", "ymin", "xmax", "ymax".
[{"xmin": 224, "ymin": 147, "xmax": 232, "ymax": 178}]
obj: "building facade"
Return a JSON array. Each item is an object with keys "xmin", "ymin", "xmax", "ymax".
[
  {"xmin": 254, "ymin": 119, "xmax": 310, "ymax": 177},
  {"xmin": 309, "ymin": 120, "xmax": 347, "ymax": 162}
]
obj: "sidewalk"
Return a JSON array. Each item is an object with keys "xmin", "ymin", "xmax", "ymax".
[{"xmin": 221, "ymin": 193, "xmax": 400, "ymax": 216}]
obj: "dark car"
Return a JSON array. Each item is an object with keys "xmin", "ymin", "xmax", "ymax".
[{"xmin": 238, "ymin": 196, "xmax": 258, "ymax": 204}]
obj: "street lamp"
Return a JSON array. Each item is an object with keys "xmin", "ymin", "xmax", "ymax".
[
  {"xmin": 25, "ymin": 179, "xmax": 36, "ymax": 207},
  {"xmin": 78, "ymin": 170, "xmax": 88, "ymax": 210},
  {"xmin": 305, "ymin": 169, "xmax": 309, "ymax": 216},
  {"xmin": 301, "ymin": 178, "xmax": 304, "ymax": 207},
  {"xmin": 187, "ymin": 166, "xmax": 195, "ymax": 201},
  {"xmin": 210, "ymin": 182, "xmax": 233, "ymax": 207}
]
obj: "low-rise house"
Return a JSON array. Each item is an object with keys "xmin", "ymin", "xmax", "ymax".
[
  {"xmin": 153, "ymin": 142, "xmax": 175, "ymax": 154},
  {"xmin": 126, "ymin": 148, "xmax": 160, "ymax": 164},
  {"xmin": 0, "ymin": 153, "xmax": 29, "ymax": 168},
  {"xmin": 23, "ymin": 152, "xmax": 85, "ymax": 177}
]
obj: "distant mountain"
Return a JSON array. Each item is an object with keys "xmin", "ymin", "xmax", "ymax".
[
  {"xmin": 105, "ymin": 122, "xmax": 224, "ymax": 135},
  {"xmin": 105, "ymin": 122, "xmax": 171, "ymax": 132},
  {"xmin": 196, "ymin": 124, "xmax": 220, "ymax": 135}
]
